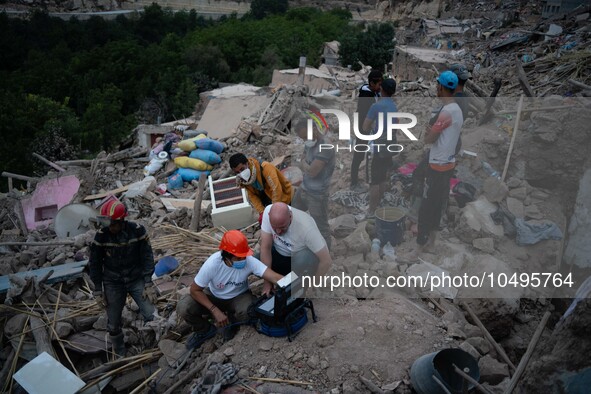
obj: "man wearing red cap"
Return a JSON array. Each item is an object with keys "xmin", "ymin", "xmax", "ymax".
[
  {"xmin": 177, "ymin": 230, "xmax": 284, "ymax": 348},
  {"xmin": 89, "ymin": 199, "xmax": 158, "ymax": 357}
]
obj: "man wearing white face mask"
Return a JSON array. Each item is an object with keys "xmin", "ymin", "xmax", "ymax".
[
  {"xmin": 177, "ymin": 230, "xmax": 283, "ymax": 347},
  {"xmin": 229, "ymin": 153, "xmax": 293, "ymax": 224},
  {"xmin": 292, "ymin": 118, "xmax": 335, "ymax": 250}
]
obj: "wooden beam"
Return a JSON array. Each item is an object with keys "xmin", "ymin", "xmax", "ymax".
[
  {"xmin": 190, "ymin": 173, "xmax": 207, "ymax": 232},
  {"xmin": 1, "ymin": 172, "xmax": 39, "ymax": 183},
  {"xmin": 501, "ymin": 95, "xmax": 525, "ymax": 182},
  {"xmin": 516, "ymin": 57, "xmax": 534, "ymax": 97},
  {"xmin": 462, "ymin": 301, "xmax": 516, "ymax": 372},
  {"xmin": 568, "ymin": 79, "xmax": 591, "ymax": 91},
  {"xmin": 453, "ymin": 364, "xmax": 494, "ymax": 394},
  {"xmin": 83, "ymin": 185, "xmax": 130, "ymax": 201},
  {"xmin": 504, "ymin": 311, "xmax": 551, "ymax": 394},
  {"xmin": 32, "ymin": 153, "xmax": 66, "ymax": 172},
  {"xmin": 0, "ymin": 240, "xmax": 75, "ymax": 247},
  {"xmin": 30, "ymin": 316, "xmax": 56, "ymax": 359}
]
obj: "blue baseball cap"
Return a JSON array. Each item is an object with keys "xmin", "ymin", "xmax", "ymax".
[{"xmin": 437, "ymin": 70, "xmax": 459, "ymax": 90}]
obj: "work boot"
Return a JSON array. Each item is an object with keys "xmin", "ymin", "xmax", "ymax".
[
  {"xmin": 109, "ymin": 332, "xmax": 126, "ymax": 358},
  {"xmin": 186, "ymin": 324, "xmax": 217, "ymax": 350}
]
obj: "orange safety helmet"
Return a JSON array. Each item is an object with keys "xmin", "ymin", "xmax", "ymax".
[
  {"xmin": 100, "ymin": 200, "xmax": 128, "ymax": 221},
  {"xmin": 219, "ymin": 230, "xmax": 253, "ymax": 258}
]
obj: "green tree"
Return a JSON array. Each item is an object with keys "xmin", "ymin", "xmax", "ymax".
[
  {"xmin": 339, "ymin": 22, "xmax": 395, "ymax": 70},
  {"xmin": 0, "ymin": 92, "xmax": 80, "ymax": 190},
  {"xmin": 81, "ymin": 85, "xmax": 134, "ymax": 151},
  {"xmin": 250, "ymin": 0, "xmax": 288, "ymax": 19}
]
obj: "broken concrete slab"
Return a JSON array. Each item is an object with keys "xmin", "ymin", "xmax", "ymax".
[
  {"xmin": 64, "ymin": 329, "xmax": 111, "ymax": 354},
  {"xmin": 0, "ymin": 260, "xmax": 88, "ymax": 294},
  {"xmin": 197, "ymin": 95, "xmax": 270, "ymax": 140},
  {"xmin": 159, "ymin": 339, "xmax": 187, "ymax": 367},
  {"xmin": 20, "ymin": 175, "xmax": 81, "ymax": 231},
  {"xmin": 13, "ymin": 351, "xmax": 86, "ymax": 394},
  {"xmin": 271, "ymin": 67, "xmax": 335, "ymax": 92}
]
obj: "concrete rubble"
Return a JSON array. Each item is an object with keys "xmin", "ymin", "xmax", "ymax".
[{"xmin": 1, "ymin": 1, "xmax": 591, "ymax": 393}]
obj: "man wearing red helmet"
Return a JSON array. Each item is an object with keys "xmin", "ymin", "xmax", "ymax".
[
  {"xmin": 177, "ymin": 230, "xmax": 284, "ymax": 348},
  {"xmin": 89, "ymin": 199, "xmax": 157, "ymax": 357}
]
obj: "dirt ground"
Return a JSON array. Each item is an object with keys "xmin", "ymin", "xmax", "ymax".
[{"xmin": 180, "ymin": 296, "xmax": 451, "ymax": 393}]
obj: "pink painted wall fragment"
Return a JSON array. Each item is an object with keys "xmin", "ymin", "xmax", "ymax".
[{"xmin": 20, "ymin": 176, "xmax": 81, "ymax": 230}]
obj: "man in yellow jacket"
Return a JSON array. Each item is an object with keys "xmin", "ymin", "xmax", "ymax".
[{"xmin": 229, "ymin": 153, "xmax": 293, "ymax": 222}]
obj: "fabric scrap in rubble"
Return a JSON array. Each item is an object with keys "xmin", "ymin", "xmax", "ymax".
[
  {"xmin": 515, "ymin": 218, "xmax": 563, "ymax": 246},
  {"xmin": 191, "ymin": 363, "xmax": 239, "ymax": 394},
  {"xmin": 331, "ymin": 190, "xmax": 369, "ymax": 210},
  {"xmin": 491, "ymin": 203, "xmax": 517, "ymax": 237}
]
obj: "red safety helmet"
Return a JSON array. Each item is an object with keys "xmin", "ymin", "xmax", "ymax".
[
  {"xmin": 100, "ymin": 200, "xmax": 128, "ymax": 221},
  {"xmin": 219, "ymin": 230, "xmax": 253, "ymax": 258}
]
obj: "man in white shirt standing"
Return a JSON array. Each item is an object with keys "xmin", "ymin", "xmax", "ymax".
[
  {"xmin": 403, "ymin": 71, "xmax": 463, "ymax": 261},
  {"xmin": 259, "ymin": 202, "xmax": 331, "ymax": 295},
  {"xmin": 177, "ymin": 230, "xmax": 284, "ymax": 348}
]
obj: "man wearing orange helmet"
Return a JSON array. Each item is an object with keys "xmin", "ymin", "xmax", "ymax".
[
  {"xmin": 89, "ymin": 199, "xmax": 157, "ymax": 357},
  {"xmin": 177, "ymin": 230, "xmax": 284, "ymax": 348}
]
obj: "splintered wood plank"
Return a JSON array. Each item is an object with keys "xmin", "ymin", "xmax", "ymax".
[{"xmin": 83, "ymin": 185, "xmax": 130, "ymax": 201}]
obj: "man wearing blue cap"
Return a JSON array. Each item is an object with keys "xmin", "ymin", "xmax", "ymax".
[{"xmin": 403, "ymin": 71, "xmax": 463, "ymax": 260}]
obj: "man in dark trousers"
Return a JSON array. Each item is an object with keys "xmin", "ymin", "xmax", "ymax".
[
  {"xmin": 402, "ymin": 71, "xmax": 463, "ymax": 261},
  {"xmin": 350, "ymin": 69, "xmax": 382, "ymax": 191},
  {"xmin": 89, "ymin": 199, "xmax": 158, "ymax": 357}
]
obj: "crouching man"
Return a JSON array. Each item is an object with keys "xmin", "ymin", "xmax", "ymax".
[{"xmin": 177, "ymin": 230, "xmax": 284, "ymax": 348}]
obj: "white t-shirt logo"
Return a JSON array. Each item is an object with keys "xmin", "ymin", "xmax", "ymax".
[{"xmin": 216, "ymin": 282, "xmax": 225, "ymax": 289}]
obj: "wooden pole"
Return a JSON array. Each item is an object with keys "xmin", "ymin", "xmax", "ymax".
[
  {"xmin": 30, "ymin": 316, "xmax": 56, "ymax": 359},
  {"xmin": 461, "ymin": 301, "xmax": 516, "ymax": 371},
  {"xmin": 129, "ymin": 368, "xmax": 162, "ymax": 394},
  {"xmin": 189, "ymin": 173, "xmax": 207, "ymax": 232},
  {"xmin": 568, "ymin": 79, "xmax": 591, "ymax": 91},
  {"xmin": 13, "ymin": 197, "xmax": 29, "ymax": 237},
  {"xmin": 32, "ymin": 153, "xmax": 67, "ymax": 172},
  {"xmin": 516, "ymin": 57, "xmax": 534, "ymax": 97},
  {"xmin": 163, "ymin": 359, "xmax": 206, "ymax": 394},
  {"xmin": 1, "ymin": 172, "xmax": 39, "ymax": 183},
  {"xmin": 504, "ymin": 311, "xmax": 551, "ymax": 394},
  {"xmin": 0, "ymin": 240, "xmax": 75, "ymax": 247},
  {"xmin": 501, "ymin": 95, "xmax": 525, "ymax": 183},
  {"xmin": 453, "ymin": 364, "xmax": 494, "ymax": 394}
]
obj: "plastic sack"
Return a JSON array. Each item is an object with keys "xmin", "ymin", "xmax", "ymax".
[
  {"xmin": 183, "ymin": 129, "xmax": 207, "ymax": 139},
  {"xmin": 189, "ymin": 149, "xmax": 222, "ymax": 165},
  {"xmin": 155, "ymin": 256, "xmax": 179, "ymax": 277},
  {"xmin": 177, "ymin": 168, "xmax": 211, "ymax": 182},
  {"xmin": 174, "ymin": 156, "xmax": 213, "ymax": 171},
  {"xmin": 143, "ymin": 157, "xmax": 167, "ymax": 176},
  {"xmin": 195, "ymin": 138, "xmax": 224, "ymax": 154},
  {"xmin": 177, "ymin": 133, "xmax": 207, "ymax": 152},
  {"xmin": 167, "ymin": 172, "xmax": 184, "ymax": 190}
]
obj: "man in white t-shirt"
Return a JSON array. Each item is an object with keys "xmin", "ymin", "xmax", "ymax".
[
  {"xmin": 177, "ymin": 230, "xmax": 283, "ymax": 348},
  {"xmin": 259, "ymin": 202, "xmax": 331, "ymax": 295},
  {"xmin": 402, "ymin": 71, "xmax": 463, "ymax": 262}
]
